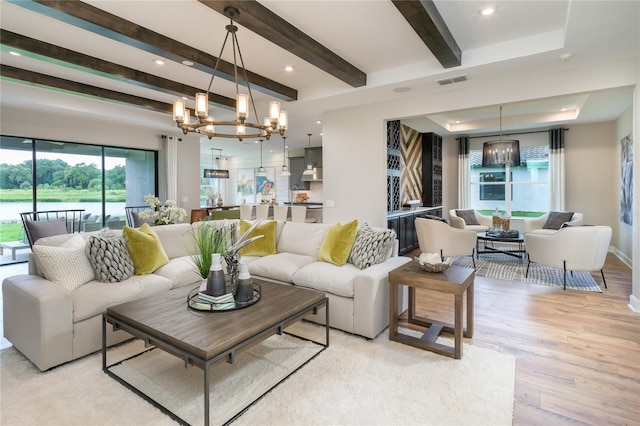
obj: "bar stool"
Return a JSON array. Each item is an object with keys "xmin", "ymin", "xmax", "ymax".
[
  {"xmin": 255, "ymin": 204, "xmax": 270, "ymax": 220},
  {"xmin": 273, "ymin": 205, "xmax": 289, "ymax": 222},
  {"xmin": 291, "ymin": 206, "xmax": 307, "ymax": 223},
  {"xmin": 239, "ymin": 204, "xmax": 253, "ymax": 220}
]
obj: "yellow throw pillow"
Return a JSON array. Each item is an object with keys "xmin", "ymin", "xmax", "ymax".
[
  {"xmin": 238, "ymin": 220, "xmax": 277, "ymax": 256},
  {"xmin": 122, "ymin": 223, "xmax": 169, "ymax": 275},
  {"xmin": 318, "ymin": 219, "xmax": 359, "ymax": 266}
]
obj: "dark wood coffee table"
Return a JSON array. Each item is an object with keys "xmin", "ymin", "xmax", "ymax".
[
  {"xmin": 102, "ymin": 280, "xmax": 328, "ymax": 426},
  {"xmin": 389, "ymin": 262, "xmax": 474, "ymax": 359}
]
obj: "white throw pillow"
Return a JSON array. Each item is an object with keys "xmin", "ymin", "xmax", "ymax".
[{"xmin": 33, "ymin": 235, "xmax": 95, "ymax": 291}]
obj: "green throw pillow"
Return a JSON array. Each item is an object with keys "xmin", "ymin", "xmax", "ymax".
[
  {"xmin": 122, "ymin": 223, "xmax": 169, "ymax": 275},
  {"xmin": 318, "ymin": 219, "xmax": 359, "ymax": 266},
  {"xmin": 238, "ymin": 220, "xmax": 277, "ymax": 256}
]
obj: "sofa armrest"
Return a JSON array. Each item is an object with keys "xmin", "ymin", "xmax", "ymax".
[
  {"xmin": 2, "ymin": 275, "xmax": 74, "ymax": 371},
  {"xmin": 352, "ymin": 256, "xmax": 411, "ymax": 339}
]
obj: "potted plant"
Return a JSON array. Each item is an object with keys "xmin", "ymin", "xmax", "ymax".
[{"xmin": 189, "ymin": 220, "xmax": 264, "ymax": 280}]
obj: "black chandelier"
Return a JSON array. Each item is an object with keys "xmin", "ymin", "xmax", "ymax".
[{"xmin": 172, "ymin": 7, "xmax": 287, "ymax": 142}]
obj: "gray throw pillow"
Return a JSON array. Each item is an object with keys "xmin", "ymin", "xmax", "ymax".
[
  {"xmin": 543, "ymin": 211, "xmax": 574, "ymax": 230},
  {"xmin": 348, "ymin": 224, "xmax": 396, "ymax": 270},
  {"xmin": 131, "ymin": 211, "xmax": 154, "ymax": 228},
  {"xmin": 455, "ymin": 209, "xmax": 480, "ymax": 226},
  {"xmin": 85, "ymin": 235, "xmax": 135, "ymax": 283},
  {"xmin": 25, "ymin": 217, "xmax": 69, "ymax": 243}
]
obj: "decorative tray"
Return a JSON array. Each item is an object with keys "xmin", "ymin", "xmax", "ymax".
[{"xmin": 187, "ymin": 283, "xmax": 261, "ymax": 312}]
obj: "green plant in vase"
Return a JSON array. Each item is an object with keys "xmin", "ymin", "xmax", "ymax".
[
  {"xmin": 189, "ymin": 222, "xmax": 230, "ymax": 279},
  {"xmin": 189, "ymin": 220, "xmax": 264, "ymax": 283}
]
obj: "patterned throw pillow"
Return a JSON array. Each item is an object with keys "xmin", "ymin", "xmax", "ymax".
[
  {"xmin": 543, "ymin": 211, "xmax": 574, "ymax": 230},
  {"xmin": 348, "ymin": 224, "xmax": 396, "ymax": 270},
  {"xmin": 86, "ymin": 235, "xmax": 135, "ymax": 282},
  {"xmin": 32, "ymin": 235, "xmax": 94, "ymax": 291},
  {"xmin": 455, "ymin": 209, "xmax": 480, "ymax": 226}
]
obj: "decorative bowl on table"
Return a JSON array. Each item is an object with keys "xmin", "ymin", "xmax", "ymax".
[{"xmin": 414, "ymin": 252, "xmax": 453, "ymax": 273}]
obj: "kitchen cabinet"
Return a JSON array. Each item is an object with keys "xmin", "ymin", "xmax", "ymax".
[
  {"xmin": 304, "ymin": 147, "xmax": 323, "ymax": 168},
  {"xmin": 288, "ymin": 157, "xmax": 310, "ymax": 190}
]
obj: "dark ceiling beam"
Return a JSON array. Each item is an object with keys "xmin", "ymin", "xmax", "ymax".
[
  {"xmin": 9, "ymin": 0, "xmax": 297, "ymax": 101},
  {"xmin": 198, "ymin": 0, "xmax": 367, "ymax": 88},
  {"xmin": 0, "ymin": 30, "xmax": 235, "ymax": 110},
  {"xmin": 1, "ymin": 64, "xmax": 172, "ymax": 113},
  {"xmin": 391, "ymin": 0, "xmax": 462, "ymax": 68}
]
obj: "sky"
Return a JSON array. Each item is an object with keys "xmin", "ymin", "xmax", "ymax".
[{"xmin": 0, "ymin": 150, "xmax": 124, "ymax": 169}]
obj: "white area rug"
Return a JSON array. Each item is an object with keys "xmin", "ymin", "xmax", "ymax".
[
  {"xmin": 453, "ymin": 253, "xmax": 603, "ymax": 292},
  {"xmin": 1, "ymin": 322, "xmax": 515, "ymax": 425}
]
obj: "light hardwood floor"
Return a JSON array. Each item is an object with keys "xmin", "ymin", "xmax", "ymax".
[{"xmin": 406, "ymin": 249, "xmax": 639, "ymax": 425}]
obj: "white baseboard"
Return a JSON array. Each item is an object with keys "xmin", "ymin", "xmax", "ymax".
[
  {"xmin": 628, "ymin": 294, "xmax": 640, "ymax": 313},
  {"xmin": 610, "ymin": 246, "xmax": 632, "ymax": 268}
]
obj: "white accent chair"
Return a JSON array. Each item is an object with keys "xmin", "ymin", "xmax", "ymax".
[
  {"xmin": 449, "ymin": 209, "xmax": 492, "ymax": 232},
  {"xmin": 415, "ymin": 217, "xmax": 478, "ymax": 268},
  {"xmin": 523, "ymin": 225, "xmax": 611, "ymax": 290},
  {"xmin": 524, "ymin": 212, "xmax": 584, "ymax": 234},
  {"xmin": 273, "ymin": 205, "xmax": 289, "ymax": 221},
  {"xmin": 239, "ymin": 204, "xmax": 253, "ymax": 221},
  {"xmin": 255, "ymin": 204, "xmax": 270, "ymax": 220}
]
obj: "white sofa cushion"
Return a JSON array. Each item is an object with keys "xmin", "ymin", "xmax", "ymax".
[
  {"xmin": 277, "ymin": 222, "xmax": 332, "ymax": 257},
  {"xmin": 292, "ymin": 262, "xmax": 359, "ymax": 298},
  {"xmin": 72, "ymin": 274, "xmax": 173, "ymax": 322},
  {"xmin": 152, "ymin": 223, "xmax": 196, "ymax": 259},
  {"xmin": 154, "ymin": 256, "xmax": 202, "ymax": 289},
  {"xmin": 247, "ymin": 252, "xmax": 316, "ymax": 283}
]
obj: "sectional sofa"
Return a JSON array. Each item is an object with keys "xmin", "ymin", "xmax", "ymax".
[{"xmin": 2, "ymin": 219, "xmax": 409, "ymax": 371}]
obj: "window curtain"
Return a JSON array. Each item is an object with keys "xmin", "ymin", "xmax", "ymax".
[
  {"xmin": 163, "ymin": 136, "xmax": 179, "ymax": 202},
  {"xmin": 549, "ymin": 128, "xmax": 565, "ymax": 211},
  {"xmin": 458, "ymin": 136, "xmax": 470, "ymax": 208}
]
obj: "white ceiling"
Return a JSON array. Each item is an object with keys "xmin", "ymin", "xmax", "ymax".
[{"xmin": 1, "ymin": 0, "xmax": 638, "ymax": 157}]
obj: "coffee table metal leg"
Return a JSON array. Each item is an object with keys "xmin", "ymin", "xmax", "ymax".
[{"xmin": 204, "ymin": 362, "xmax": 210, "ymax": 426}]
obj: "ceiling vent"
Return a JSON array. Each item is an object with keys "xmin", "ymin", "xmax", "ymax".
[{"xmin": 437, "ymin": 75, "xmax": 468, "ymax": 86}]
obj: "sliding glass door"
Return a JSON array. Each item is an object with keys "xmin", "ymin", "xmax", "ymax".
[{"xmin": 0, "ymin": 135, "xmax": 157, "ymax": 265}]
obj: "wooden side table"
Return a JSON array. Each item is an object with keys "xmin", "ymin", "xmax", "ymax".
[{"xmin": 388, "ymin": 262, "xmax": 475, "ymax": 359}]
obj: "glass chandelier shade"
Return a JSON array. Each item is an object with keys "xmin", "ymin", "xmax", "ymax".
[{"xmin": 171, "ymin": 7, "xmax": 288, "ymax": 142}]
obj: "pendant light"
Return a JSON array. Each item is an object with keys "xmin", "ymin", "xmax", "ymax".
[
  {"xmin": 280, "ymin": 136, "xmax": 291, "ymax": 176},
  {"xmin": 203, "ymin": 148, "xmax": 229, "ymax": 178},
  {"xmin": 302, "ymin": 133, "xmax": 314, "ymax": 175},
  {"xmin": 256, "ymin": 139, "xmax": 266, "ymax": 177}
]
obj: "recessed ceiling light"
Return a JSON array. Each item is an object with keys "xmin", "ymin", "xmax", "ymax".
[
  {"xmin": 561, "ymin": 108, "xmax": 568, "ymax": 111},
  {"xmin": 481, "ymin": 7, "xmax": 495, "ymax": 16},
  {"xmin": 283, "ymin": 65, "xmax": 294, "ymax": 72},
  {"xmin": 393, "ymin": 86, "xmax": 411, "ymax": 93},
  {"xmin": 455, "ymin": 120, "xmax": 461, "ymax": 124},
  {"xmin": 316, "ymin": 120, "xmax": 322, "ymax": 124},
  {"xmin": 182, "ymin": 60, "xmax": 194, "ymax": 66},
  {"xmin": 154, "ymin": 59, "xmax": 165, "ymax": 65},
  {"xmin": 559, "ymin": 53, "xmax": 573, "ymax": 61},
  {"xmin": 9, "ymin": 51, "xmax": 21, "ymax": 56}
]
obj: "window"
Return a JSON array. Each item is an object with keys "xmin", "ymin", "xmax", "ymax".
[
  {"xmin": 470, "ymin": 145, "xmax": 549, "ymax": 217},
  {"xmin": 0, "ymin": 135, "xmax": 157, "ymax": 264}
]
